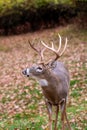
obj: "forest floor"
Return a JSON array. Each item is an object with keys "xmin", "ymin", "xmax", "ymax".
[{"xmin": 0, "ymin": 25, "xmax": 87, "ymax": 130}]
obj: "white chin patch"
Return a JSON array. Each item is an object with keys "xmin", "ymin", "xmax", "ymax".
[{"xmin": 39, "ymin": 79, "xmax": 48, "ymax": 86}]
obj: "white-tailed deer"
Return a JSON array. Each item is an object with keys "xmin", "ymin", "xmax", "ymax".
[{"xmin": 22, "ymin": 34, "xmax": 71, "ymax": 130}]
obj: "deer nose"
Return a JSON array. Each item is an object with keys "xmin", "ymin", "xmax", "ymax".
[{"xmin": 22, "ymin": 69, "xmax": 30, "ymax": 77}]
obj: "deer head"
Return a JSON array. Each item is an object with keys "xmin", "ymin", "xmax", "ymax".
[{"xmin": 22, "ymin": 34, "xmax": 67, "ymax": 79}]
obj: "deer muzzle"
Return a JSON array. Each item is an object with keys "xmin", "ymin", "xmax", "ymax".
[{"xmin": 22, "ymin": 68, "xmax": 30, "ymax": 77}]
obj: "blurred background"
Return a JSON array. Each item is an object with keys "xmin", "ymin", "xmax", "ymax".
[
  {"xmin": 0, "ymin": 0, "xmax": 87, "ymax": 130},
  {"xmin": 0, "ymin": 0, "xmax": 87, "ymax": 35}
]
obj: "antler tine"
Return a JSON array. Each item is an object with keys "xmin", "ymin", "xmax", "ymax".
[
  {"xmin": 51, "ymin": 41, "xmax": 55, "ymax": 50},
  {"xmin": 41, "ymin": 34, "xmax": 62, "ymax": 53},
  {"xmin": 40, "ymin": 47, "xmax": 46, "ymax": 62},
  {"xmin": 41, "ymin": 40, "xmax": 53, "ymax": 51},
  {"xmin": 60, "ymin": 37, "xmax": 67, "ymax": 56},
  {"xmin": 57, "ymin": 34, "xmax": 62, "ymax": 52},
  {"xmin": 28, "ymin": 40, "xmax": 46, "ymax": 63},
  {"xmin": 41, "ymin": 40, "xmax": 59, "ymax": 62},
  {"xmin": 41, "ymin": 34, "xmax": 67, "ymax": 63},
  {"xmin": 28, "ymin": 40, "xmax": 39, "ymax": 54},
  {"xmin": 28, "ymin": 35, "xmax": 67, "ymax": 65}
]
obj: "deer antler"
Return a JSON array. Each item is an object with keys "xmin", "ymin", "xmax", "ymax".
[
  {"xmin": 41, "ymin": 34, "xmax": 67, "ymax": 62},
  {"xmin": 28, "ymin": 40, "xmax": 46, "ymax": 63}
]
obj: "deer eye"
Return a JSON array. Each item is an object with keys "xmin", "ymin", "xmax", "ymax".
[{"xmin": 36, "ymin": 67, "xmax": 43, "ymax": 72}]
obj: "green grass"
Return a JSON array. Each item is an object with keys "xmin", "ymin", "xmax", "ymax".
[
  {"xmin": 0, "ymin": 106, "xmax": 48, "ymax": 129},
  {"xmin": 0, "ymin": 83, "xmax": 86, "ymax": 130},
  {"xmin": 0, "ymin": 117, "xmax": 44, "ymax": 130},
  {"xmin": 0, "ymin": 107, "xmax": 87, "ymax": 130}
]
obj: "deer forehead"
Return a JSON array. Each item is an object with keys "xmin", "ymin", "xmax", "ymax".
[{"xmin": 39, "ymin": 79, "xmax": 48, "ymax": 86}]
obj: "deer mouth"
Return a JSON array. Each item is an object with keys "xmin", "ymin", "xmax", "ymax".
[{"xmin": 26, "ymin": 75, "xmax": 29, "ymax": 77}]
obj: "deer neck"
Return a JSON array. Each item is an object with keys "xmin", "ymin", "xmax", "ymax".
[{"xmin": 38, "ymin": 69, "xmax": 60, "ymax": 87}]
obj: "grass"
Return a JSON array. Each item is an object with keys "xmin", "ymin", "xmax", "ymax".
[
  {"xmin": 0, "ymin": 116, "xmax": 45, "ymax": 130},
  {"xmin": 0, "ymin": 80, "xmax": 87, "ymax": 130},
  {"xmin": 3, "ymin": 116, "xmax": 43, "ymax": 129}
]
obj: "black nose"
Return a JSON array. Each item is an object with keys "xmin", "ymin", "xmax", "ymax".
[{"xmin": 22, "ymin": 70, "xmax": 27, "ymax": 75}]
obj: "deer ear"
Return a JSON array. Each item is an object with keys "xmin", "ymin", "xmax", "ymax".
[{"xmin": 46, "ymin": 61, "xmax": 57, "ymax": 69}]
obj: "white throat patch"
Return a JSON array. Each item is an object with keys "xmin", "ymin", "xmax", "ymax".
[{"xmin": 39, "ymin": 79, "xmax": 48, "ymax": 86}]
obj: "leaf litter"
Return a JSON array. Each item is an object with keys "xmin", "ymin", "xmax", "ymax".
[{"xmin": 0, "ymin": 25, "xmax": 87, "ymax": 129}]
